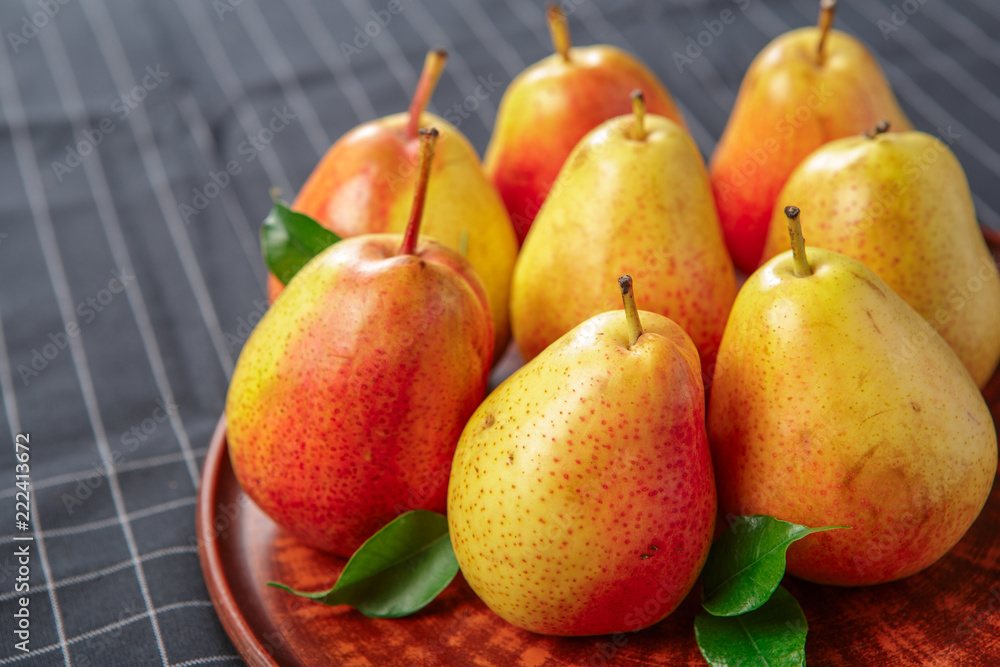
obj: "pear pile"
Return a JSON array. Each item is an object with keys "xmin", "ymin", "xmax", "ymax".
[{"xmin": 225, "ymin": 0, "xmax": 999, "ymax": 638}]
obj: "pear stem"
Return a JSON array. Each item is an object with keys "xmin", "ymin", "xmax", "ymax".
[
  {"xmin": 618, "ymin": 275, "xmax": 644, "ymax": 348},
  {"xmin": 784, "ymin": 206, "xmax": 813, "ymax": 277},
  {"xmin": 865, "ymin": 120, "xmax": 891, "ymax": 138},
  {"xmin": 816, "ymin": 0, "xmax": 836, "ymax": 65},
  {"xmin": 546, "ymin": 4, "xmax": 572, "ymax": 62},
  {"xmin": 406, "ymin": 49, "xmax": 448, "ymax": 139},
  {"xmin": 630, "ymin": 90, "xmax": 647, "ymax": 141},
  {"xmin": 398, "ymin": 128, "xmax": 439, "ymax": 256}
]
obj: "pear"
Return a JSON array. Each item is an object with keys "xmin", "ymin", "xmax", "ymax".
[
  {"xmin": 510, "ymin": 92, "xmax": 736, "ymax": 366},
  {"xmin": 707, "ymin": 207, "xmax": 997, "ymax": 586},
  {"xmin": 484, "ymin": 4, "xmax": 685, "ymax": 244},
  {"xmin": 760, "ymin": 123, "xmax": 1000, "ymax": 387},
  {"xmin": 449, "ymin": 276, "xmax": 716, "ymax": 636},
  {"xmin": 228, "ymin": 130, "xmax": 494, "ymax": 556},
  {"xmin": 285, "ymin": 49, "xmax": 517, "ymax": 359},
  {"xmin": 709, "ymin": 0, "xmax": 912, "ymax": 273}
]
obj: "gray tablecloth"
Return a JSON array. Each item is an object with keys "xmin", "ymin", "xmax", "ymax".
[{"xmin": 1, "ymin": 0, "xmax": 998, "ymax": 665}]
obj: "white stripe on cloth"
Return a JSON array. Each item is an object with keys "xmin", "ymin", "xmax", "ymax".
[
  {"xmin": 80, "ymin": 0, "xmax": 236, "ymax": 381},
  {"xmin": 0, "ymin": 496, "xmax": 198, "ymax": 546},
  {"xmin": 0, "ymin": 601, "xmax": 224, "ymax": 666},
  {"xmin": 0, "ymin": 547, "xmax": 199, "ymax": 603},
  {"xmin": 502, "ymin": 0, "xmax": 551, "ymax": 47},
  {"xmin": 0, "ymin": 12, "xmax": 169, "ymax": 663},
  {"xmin": 444, "ymin": 0, "xmax": 527, "ymax": 79},
  {"xmin": 922, "ymin": 1, "xmax": 1000, "ymax": 69},
  {"xmin": 281, "ymin": 0, "xmax": 377, "ymax": 122},
  {"xmin": 174, "ymin": 91, "xmax": 268, "ymax": 294},
  {"xmin": 35, "ymin": 17, "xmax": 203, "ymax": 490},
  {"xmin": 397, "ymin": 0, "xmax": 499, "ymax": 132},
  {"xmin": 845, "ymin": 0, "xmax": 1000, "ymax": 120},
  {"xmin": 175, "ymin": 0, "xmax": 295, "ymax": 196},
  {"xmin": 0, "ymin": 448, "xmax": 209, "ymax": 501},
  {"xmin": 235, "ymin": 0, "xmax": 332, "ymax": 155},
  {"xmin": 338, "ymin": 0, "xmax": 419, "ymax": 105},
  {"xmin": 0, "ymin": 310, "xmax": 71, "ymax": 666}
]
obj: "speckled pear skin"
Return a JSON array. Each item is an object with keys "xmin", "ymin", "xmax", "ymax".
[
  {"xmin": 707, "ymin": 247, "xmax": 997, "ymax": 586},
  {"xmin": 448, "ymin": 310, "xmax": 716, "ymax": 636},
  {"xmin": 760, "ymin": 130, "xmax": 1000, "ymax": 387},
  {"xmin": 484, "ymin": 45, "xmax": 685, "ymax": 243},
  {"xmin": 510, "ymin": 113, "xmax": 736, "ymax": 366},
  {"xmin": 227, "ymin": 234, "xmax": 494, "ymax": 557},
  {"xmin": 709, "ymin": 27, "xmax": 912, "ymax": 273},
  {"xmin": 274, "ymin": 111, "xmax": 517, "ymax": 360}
]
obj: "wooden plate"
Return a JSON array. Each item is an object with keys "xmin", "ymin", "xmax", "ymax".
[{"xmin": 198, "ymin": 232, "xmax": 1000, "ymax": 666}]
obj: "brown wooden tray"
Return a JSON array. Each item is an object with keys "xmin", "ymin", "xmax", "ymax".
[{"xmin": 198, "ymin": 231, "xmax": 1000, "ymax": 666}]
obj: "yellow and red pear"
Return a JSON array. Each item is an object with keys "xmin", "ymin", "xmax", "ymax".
[
  {"xmin": 280, "ymin": 49, "xmax": 517, "ymax": 359},
  {"xmin": 709, "ymin": 0, "xmax": 912, "ymax": 273},
  {"xmin": 760, "ymin": 124, "xmax": 1000, "ymax": 387},
  {"xmin": 708, "ymin": 208, "xmax": 996, "ymax": 586},
  {"xmin": 484, "ymin": 4, "xmax": 685, "ymax": 243},
  {"xmin": 449, "ymin": 276, "xmax": 716, "ymax": 636},
  {"xmin": 228, "ymin": 130, "xmax": 494, "ymax": 556},
  {"xmin": 511, "ymin": 92, "xmax": 736, "ymax": 367}
]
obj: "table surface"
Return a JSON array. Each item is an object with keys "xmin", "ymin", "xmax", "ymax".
[{"xmin": 2, "ymin": 1, "xmax": 999, "ymax": 665}]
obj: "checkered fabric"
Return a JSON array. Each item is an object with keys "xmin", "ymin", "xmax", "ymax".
[{"xmin": 0, "ymin": 0, "xmax": 998, "ymax": 665}]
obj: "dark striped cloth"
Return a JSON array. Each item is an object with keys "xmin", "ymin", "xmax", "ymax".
[{"xmin": 0, "ymin": 1, "xmax": 997, "ymax": 665}]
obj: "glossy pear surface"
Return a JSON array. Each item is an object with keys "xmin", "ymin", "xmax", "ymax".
[
  {"xmin": 484, "ymin": 46, "xmax": 685, "ymax": 243},
  {"xmin": 511, "ymin": 114, "xmax": 736, "ymax": 365},
  {"xmin": 761, "ymin": 130, "xmax": 1000, "ymax": 387},
  {"xmin": 284, "ymin": 112, "xmax": 517, "ymax": 358},
  {"xmin": 709, "ymin": 27, "xmax": 912, "ymax": 273},
  {"xmin": 449, "ymin": 311, "xmax": 716, "ymax": 635},
  {"xmin": 230, "ymin": 235, "xmax": 494, "ymax": 556},
  {"xmin": 708, "ymin": 247, "xmax": 997, "ymax": 586}
]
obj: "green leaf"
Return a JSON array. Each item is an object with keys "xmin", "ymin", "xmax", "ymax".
[
  {"xmin": 702, "ymin": 515, "xmax": 847, "ymax": 617},
  {"xmin": 268, "ymin": 510, "xmax": 458, "ymax": 618},
  {"xmin": 260, "ymin": 198, "xmax": 340, "ymax": 285},
  {"xmin": 695, "ymin": 585, "xmax": 808, "ymax": 667}
]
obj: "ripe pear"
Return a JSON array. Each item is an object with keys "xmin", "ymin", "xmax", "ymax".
[
  {"xmin": 449, "ymin": 277, "xmax": 716, "ymax": 636},
  {"xmin": 708, "ymin": 208, "xmax": 997, "ymax": 586},
  {"xmin": 228, "ymin": 130, "xmax": 494, "ymax": 556},
  {"xmin": 760, "ymin": 123, "xmax": 1000, "ymax": 387},
  {"xmin": 483, "ymin": 4, "xmax": 685, "ymax": 244},
  {"xmin": 283, "ymin": 49, "xmax": 517, "ymax": 359},
  {"xmin": 510, "ymin": 92, "xmax": 736, "ymax": 366},
  {"xmin": 709, "ymin": 0, "xmax": 912, "ymax": 273}
]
